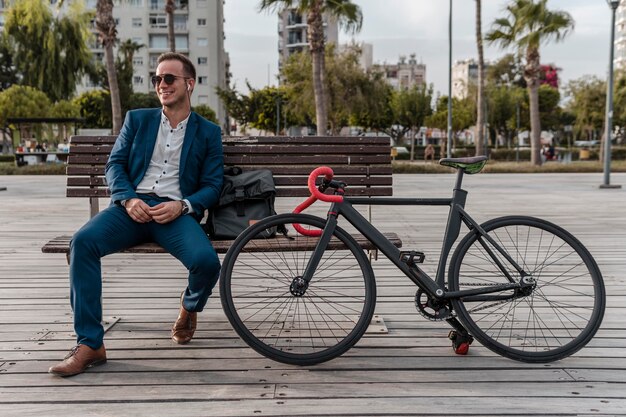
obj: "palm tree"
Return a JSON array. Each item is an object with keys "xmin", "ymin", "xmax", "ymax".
[
  {"xmin": 96, "ymin": 0, "xmax": 122, "ymax": 134},
  {"xmin": 475, "ymin": 0, "xmax": 485, "ymax": 156},
  {"xmin": 486, "ymin": 0, "xmax": 573, "ymax": 165},
  {"xmin": 166, "ymin": 0, "xmax": 176, "ymax": 52},
  {"xmin": 259, "ymin": 0, "xmax": 362, "ymax": 135}
]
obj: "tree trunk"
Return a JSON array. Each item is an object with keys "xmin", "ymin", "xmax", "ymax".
[
  {"xmin": 166, "ymin": 0, "xmax": 175, "ymax": 52},
  {"xmin": 475, "ymin": 0, "xmax": 485, "ymax": 156},
  {"xmin": 525, "ymin": 47, "xmax": 542, "ymax": 166},
  {"xmin": 96, "ymin": 0, "xmax": 122, "ymax": 134},
  {"xmin": 307, "ymin": 1, "xmax": 328, "ymax": 136}
]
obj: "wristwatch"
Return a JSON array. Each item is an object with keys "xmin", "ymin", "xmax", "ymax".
[{"xmin": 180, "ymin": 200, "xmax": 190, "ymax": 215}]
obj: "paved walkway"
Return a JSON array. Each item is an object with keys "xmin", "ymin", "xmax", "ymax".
[{"xmin": 0, "ymin": 173, "xmax": 625, "ymax": 417}]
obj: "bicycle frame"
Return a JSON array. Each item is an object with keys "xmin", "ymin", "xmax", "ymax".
[{"xmin": 301, "ymin": 169, "xmax": 532, "ymax": 301}]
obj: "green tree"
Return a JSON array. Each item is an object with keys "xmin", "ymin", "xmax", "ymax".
[
  {"xmin": 485, "ymin": 84, "xmax": 521, "ymax": 148},
  {"xmin": 95, "ymin": 0, "xmax": 122, "ymax": 133},
  {"xmin": 0, "ymin": 85, "xmax": 52, "ymax": 150},
  {"xmin": 259, "ymin": 0, "xmax": 362, "ymax": 135},
  {"xmin": 127, "ymin": 92, "xmax": 161, "ymax": 111},
  {"xmin": 73, "ymin": 89, "xmax": 112, "ymax": 129},
  {"xmin": 487, "ymin": 53, "xmax": 526, "ymax": 87},
  {"xmin": 282, "ymin": 46, "xmax": 376, "ymax": 134},
  {"xmin": 426, "ymin": 96, "xmax": 475, "ymax": 150},
  {"xmin": 350, "ymin": 72, "xmax": 394, "ymax": 135},
  {"xmin": 486, "ymin": 0, "xmax": 574, "ymax": 165},
  {"xmin": 0, "ymin": 34, "xmax": 18, "ymax": 91},
  {"xmin": 0, "ymin": 85, "xmax": 51, "ymax": 127},
  {"xmin": 192, "ymin": 104, "xmax": 218, "ymax": 124},
  {"xmin": 389, "ymin": 84, "xmax": 433, "ymax": 160},
  {"xmin": 3, "ymin": 0, "xmax": 93, "ymax": 102},
  {"xmin": 216, "ymin": 84, "xmax": 254, "ymax": 130},
  {"xmin": 538, "ymin": 84, "xmax": 560, "ymax": 131},
  {"xmin": 564, "ymin": 76, "xmax": 605, "ymax": 142}
]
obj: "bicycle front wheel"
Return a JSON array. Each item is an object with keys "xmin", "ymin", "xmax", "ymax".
[
  {"xmin": 219, "ymin": 213, "xmax": 376, "ymax": 366},
  {"xmin": 449, "ymin": 216, "xmax": 605, "ymax": 362}
]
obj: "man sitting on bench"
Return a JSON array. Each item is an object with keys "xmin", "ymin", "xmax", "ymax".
[{"xmin": 49, "ymin": 52, "xmax": 224, "ymax": 377}]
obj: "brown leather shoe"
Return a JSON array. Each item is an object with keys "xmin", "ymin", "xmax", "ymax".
[
  {"xmin": 172, "ymin": 294, "xmax": 197, "ymax": 344},
  {"xmin": 49, "ymin": 344, "xmax": 107, "ymax": 377}
]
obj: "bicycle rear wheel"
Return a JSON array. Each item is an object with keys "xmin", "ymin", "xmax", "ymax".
[
  {"xmin": 449, "ymin": 216, "xmax": 605, "ymax": 362},
  {"xmin": 220, "ymin": 213, "xmax": 376, "ymax": 366}
]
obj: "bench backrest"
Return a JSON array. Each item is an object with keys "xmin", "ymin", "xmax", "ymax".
[{"xmin": 66, "ymin": 135, "xmax": 393, "ymax": 217}]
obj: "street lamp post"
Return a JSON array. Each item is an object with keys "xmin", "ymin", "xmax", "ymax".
[
  {"xmin": 447, "ymin": 0, "xmax": 453, "ymax": 158},
  {"xmin": 601, "ymin": 0, "xmax": 622, "ymax": 189}
]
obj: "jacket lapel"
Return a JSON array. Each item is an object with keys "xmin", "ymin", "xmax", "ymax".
[
  {"xmin": 179, "ymin": 112, "xmax": 197, "ymax": 179},
  {"xmin": 143, "ymin": 110, "xmax": 161, "ymax": 171}
]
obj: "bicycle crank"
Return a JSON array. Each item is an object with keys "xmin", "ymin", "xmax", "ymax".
[{"xmin": 415, "ymin": 289, "xmax": 452, "ymax": 321}]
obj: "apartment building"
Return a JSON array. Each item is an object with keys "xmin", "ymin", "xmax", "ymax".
[
  {"xmin": 615, "ymin": 3, "xmax": 626, "ymax": 69},
  {"xmin": 277, "ymin": 8, "xmax": 338, "ymax": 71},
  {"xmin": 0, "ymin": 0, "xmax": 229, "ymax": 127},
  {"xmin": 371, "ymin": 54, "xmax": 426, "ymax": 90}
]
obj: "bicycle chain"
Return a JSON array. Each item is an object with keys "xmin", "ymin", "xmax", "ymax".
[{"xmin": 457, "ymin": 282, "xmax": 526, "ymax": 314}]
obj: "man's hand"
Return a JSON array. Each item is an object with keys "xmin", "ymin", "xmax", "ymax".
[
  {"xmin": 149, "ymin": 201, "xmax": 183, "ymax": 224},
  {"xmin": 124, "ymin": 198, "xmax": 152, "ymax": 223}
]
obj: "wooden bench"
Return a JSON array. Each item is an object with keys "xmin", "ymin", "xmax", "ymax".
[{"xmin": 42, "ymin": 135, "xmax": 402, "ymax": 258}]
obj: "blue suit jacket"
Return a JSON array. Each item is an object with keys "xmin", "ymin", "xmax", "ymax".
[{"xmin": 105, "ymin": 108, "xmax": 223, "ymax": 221}]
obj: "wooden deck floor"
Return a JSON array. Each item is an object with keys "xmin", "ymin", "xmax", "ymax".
[{"xmin": 1, "ymin": 173, "xmax": 625, "ymax": 416}]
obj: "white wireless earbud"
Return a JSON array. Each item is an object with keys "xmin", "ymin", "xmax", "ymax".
[{"xmin": 187, "ymin": 84, "xmax": 191, "ymax": 92}]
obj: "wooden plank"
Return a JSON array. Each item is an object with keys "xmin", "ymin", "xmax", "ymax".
[
  {"xmin": 221, "ymin": 144, "xmax": 391, "ymax": 155},
  {"xmin": 224, "ymin": 154, "xmax": 391, "ymax": 165},
  {"xmin": 41, "ymin": 233, "xmax": 403, "ymax": 254}
]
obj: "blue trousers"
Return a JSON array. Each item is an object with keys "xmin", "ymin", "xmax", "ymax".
[{"xmin": 69, "ymin": 195, "xmax": 220, "ymax": 349}]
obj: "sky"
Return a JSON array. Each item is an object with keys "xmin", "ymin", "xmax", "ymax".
[{"xmin": 223, "ymin": 0, "xmax": 614, "ymax": 96}]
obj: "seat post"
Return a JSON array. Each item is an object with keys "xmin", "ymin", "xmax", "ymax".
[{"xmin": 454, "ymin": 169, "xmax": 465, "ymax": 190}]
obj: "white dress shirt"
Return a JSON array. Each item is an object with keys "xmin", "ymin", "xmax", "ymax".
[{"xmin": 134, "ymin": 112, "xmax": 193, "ymax": 213}]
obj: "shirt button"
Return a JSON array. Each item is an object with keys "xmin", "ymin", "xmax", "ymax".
[
  {"xmin": 164, "ymin": 160, "xmax": 167, "ymax": 163},
  {"xmin": 156, "ymin": 181, "xmax": 159, "ymax": 184},
  {"xmin": 163, "ymin": 171, "xmax": 166, "ymax": 174}
]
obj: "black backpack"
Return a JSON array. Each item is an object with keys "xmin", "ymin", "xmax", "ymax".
[{"xmin": 204, "ymin": 167, "xmax": 280, "ymax": 239}]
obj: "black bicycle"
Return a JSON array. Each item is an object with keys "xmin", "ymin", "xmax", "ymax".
[{"xmin": 219, "ymin": 156, "xmax": 606, "ymax": 366}]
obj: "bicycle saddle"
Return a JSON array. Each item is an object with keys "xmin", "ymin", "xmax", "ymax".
[{"xmin": 439, "ymin": 156, "xmax": 488, "ymax": 174}]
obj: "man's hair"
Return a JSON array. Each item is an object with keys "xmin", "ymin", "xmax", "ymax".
[{"xmin": 157, "ymin": 52, "xmax": 196, "ymax": 80}]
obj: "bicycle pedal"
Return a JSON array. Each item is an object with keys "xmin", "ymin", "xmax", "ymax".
[{"xmin": 399, "ymin": 250, "xmax": 425, "ymax": 264}]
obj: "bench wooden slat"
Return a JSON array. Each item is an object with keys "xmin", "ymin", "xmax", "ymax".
[
  {"xmin": 224, "ymin": 136, "xmax": 390, "ymax": 145},
  {"xmin": 69, "ymin": 145, "xmax": 115, "ymax": 154},
  {"xmin": 70, "ymin": 136, "xmax": 117, "ymax": 144},
  {"xmin": 64, "ymin": 166, "xmax": 394, "ymax": 177},
  {"xmin": 42, "ymin": 232, "xmax": 403, "ymax": 254},
  {"xmin": 222, "ymin": 145, "xmax": 391, "ymax": 155},
  {"xmin": 65, "ymin": 187, "xmax": 395, "ymax": 198},
  {"xmin": 224, "ymin": 155, "xmax": 391, "ymax": 164},
  {"xmin": 66, "ymin": 176, "xmax": 392, "ymax": 188}
]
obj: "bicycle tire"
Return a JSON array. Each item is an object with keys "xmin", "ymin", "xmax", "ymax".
[
  {"xmin": 448, "ymin": 215, "xmax": 605, "ymax": 362},
  {"xmin": 219, "ymin": 213, "xmax": 376, "ymax": 366}
]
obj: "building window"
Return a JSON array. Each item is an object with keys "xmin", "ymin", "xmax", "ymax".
[
  {"xmin": 174, "ymin": 14, "xmax": 187, "ymax": 30},
  {"xmin": 133, "ymin": 57, "xmax": 144, "ymax": 66},
  {"xmin": 149, "ymin": 14, "xmax": 167, "ymax": 28},
  {"xmin": 197, "ymin": 18, "xmax": 207, "ymax": 26},
  {"xmin": 197, "ymin": 38, "xmax": 208, "ymax": 47},
  {"xmin": 198, "ymin": 76, "xmax": 208, "ymax": 85},
  {"xmin": 149, "ymin": 54, "xmax": 159, "ymax": 68},
  {"xmin": 132, "ymin": 18, "xmax": 142, "ymax": 28},
  {"xmin": 175, "ymin": 35, "xmax": 188, "ymax": 50},
  {"xmin": 114, "ymin": 18, "xmax": 120, "ymax": 26},
  {"xmin": 149, "ymin": 34, "xmax": 167, "ymax": 49},
  {"xmin": 197, "ymin": 0, "xmax": 207, "ymax": 8},
  {"xmin": 150, "ymin": 0, "xmax": 165, "ymax": 10},
  {"xmin": 129, "ymin": 0, "xmax": 143, "ymax": 6},
  {"xmin": 197, "ymin": 57, "xmax": 208, "ymax": 65},
  {"xmin": 133, "ymin": 76, "xmax": 144, "ymax": 85}
]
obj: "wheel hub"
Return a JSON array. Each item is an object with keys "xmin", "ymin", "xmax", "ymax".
[{"xmin": 290, "ymin": 276, "xmax": 309, "ymax": 297}]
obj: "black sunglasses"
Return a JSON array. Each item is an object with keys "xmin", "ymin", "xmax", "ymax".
[{"xmin": 151, "ymin": 74, "xmax": 188, "ymax": 87}]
